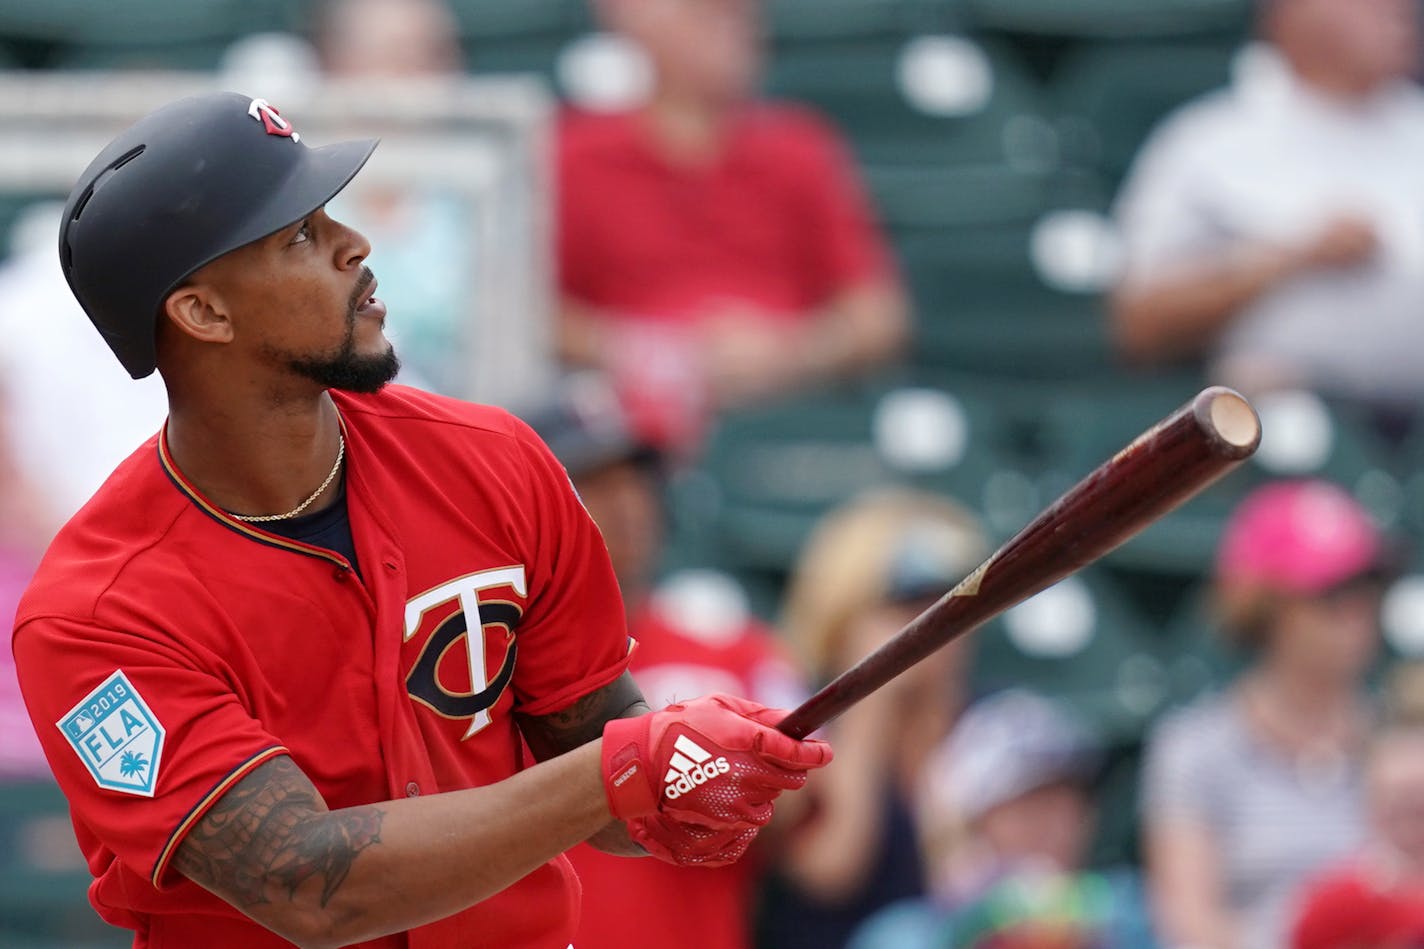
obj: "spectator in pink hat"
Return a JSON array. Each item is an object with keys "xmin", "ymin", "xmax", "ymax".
[{"xmin": 1142, "ymin": 479, "xmax": 1392, "ymax": 949}]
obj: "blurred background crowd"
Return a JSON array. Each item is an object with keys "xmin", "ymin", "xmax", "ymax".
[{"xmin": 5, "ymin": 0, "xmax": 1424, "ymax": 947}]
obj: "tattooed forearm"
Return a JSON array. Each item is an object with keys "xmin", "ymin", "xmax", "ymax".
[
  {"xmin": 517, "ymin": 670, "xmax": 650, "ymax": 759},
  {"xmin": 174, "ymin": 756, "xmax": 384, "ymax": 911}
]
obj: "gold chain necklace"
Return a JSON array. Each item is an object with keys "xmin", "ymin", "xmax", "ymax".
[{"xmin": 231, "ymin": 434, "xmax": 345, "ymax": 523}]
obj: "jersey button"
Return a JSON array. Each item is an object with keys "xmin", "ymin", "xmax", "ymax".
[
  {"xmin": 405, "ymin": 781, "xmax": 420, "ymax": 798},
  {"xmin": 333, "ymin": 568, "xmax": 347, "ymax": 582}
]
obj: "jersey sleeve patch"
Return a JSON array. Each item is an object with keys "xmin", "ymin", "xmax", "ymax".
[{"xmin": 57, "ymin": 670, "xmax": 166, "ymax": 797}]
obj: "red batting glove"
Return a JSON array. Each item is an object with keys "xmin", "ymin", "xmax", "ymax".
[
  {"xmin": 627, "ymin": 814, "xmax": 759, "ymax": 868},
  {"xmin": 601, "ymin": 693, "xmax": 832, "ymax": 826}
]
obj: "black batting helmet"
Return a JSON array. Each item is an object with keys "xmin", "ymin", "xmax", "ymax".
[{"xmin": 59, "ymin": 91, "xmax": 378, "ymax": 379}]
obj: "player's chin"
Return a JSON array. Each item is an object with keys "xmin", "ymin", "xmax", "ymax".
[{"xmin": 336, "ymin": 346, "xmax": 402, "ymax": 394}]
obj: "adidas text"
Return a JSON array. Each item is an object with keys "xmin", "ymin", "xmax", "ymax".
[
  {"xmin": 665, "ymin": 757, "xmax": 730, "ymax": 799},
  {"xmin": 663, "ymin": 734, "xmax": 731, "ymax": 800}
]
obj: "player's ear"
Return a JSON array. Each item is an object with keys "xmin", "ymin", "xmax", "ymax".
[{"xmin": 161, "ymin": 282, "xmax": 234, "ymax": 345}]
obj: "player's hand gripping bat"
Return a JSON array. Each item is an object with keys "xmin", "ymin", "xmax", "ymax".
[{"xmin": 776, "ymin": 386, "xmax": 1262, "ymax": 740}]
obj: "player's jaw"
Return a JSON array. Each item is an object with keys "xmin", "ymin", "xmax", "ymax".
[{"xmin": 276, "ymin": 266, "xmax": 400, "ymax": 393}]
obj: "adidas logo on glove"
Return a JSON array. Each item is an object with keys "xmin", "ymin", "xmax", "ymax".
[{"xmin": 663, "ymin": 733, "xmax": 730, "ymax": 800}]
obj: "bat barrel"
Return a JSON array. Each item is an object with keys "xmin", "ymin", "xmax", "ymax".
[
  {"xmin": 775, "ymin": 386, "xmax": 1261, "ymax": 740},
  {"xmin": 1194, "ymin": 386, "xmax": 1261, "ymax": 458}
]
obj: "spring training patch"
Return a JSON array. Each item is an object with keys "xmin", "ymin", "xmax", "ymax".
[{"xmin": 58, "ymin": 670, "xmax": 165, "ymax": 797}]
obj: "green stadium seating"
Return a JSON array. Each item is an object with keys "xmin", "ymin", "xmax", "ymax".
[
  {"xmin": 0, "ymin": 0, "xmax": 292, "ymax": 46},
  {"xmin": 766, "ymin": 0, "xmax": 962, "ymax": 44},
  {"xmin": 898, "ymin": 226, "xmax": 1112, "ymax": 379},
  {"xmin": 768, "ymin": 0, "xmax": 903, "ymax": 41},
  {"xmin": 1153, "ymin": 587, "xmax": 1244, "ymax": 707},
  {"xmin": 867, "ymin": 162, "xmax": 1053, "ymax": 231},
  {"xmin": 963, "ymin": 0, "xmax": 1250, "ymax": 39},
  {"xmin": 969, "ymin": 568, "xmax": 1165, "ymax": 741},
  {"xmin": 466, "ymin": 36, "xmax": 570, "ymax": 79},
  {"xmin": 1051, "ymin": 40, "xmax": 1238, "ymax": 186},
  {"xmin": 51, "ymin": 42, "xmax": 236, "ymax": 72},
  {"xmin": 690, "ymin": 379, "xmax": 1026, "ymax": 574},
  {"xmin": 446, "ymin": 0, "xmax": 585, "ymax": 38},
  {"xmin": 0, "ymin": 780, "xmax": 127, "ymax": 948},
  {"xmin": 764, "ymin": 35, "xmax": 1051, "ymax": 168}
]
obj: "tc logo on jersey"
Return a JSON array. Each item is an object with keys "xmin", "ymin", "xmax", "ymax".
[
  {"xmin": 247, "ymin": 97, "xmax": 300, "ymax": 142},
  {"xmin": 57, "ymin": 670, "xmax": 165, "ymax": 797},
  {"xmin": 404, "ymin": 566, "xmax": 526, "ymax": 739}
]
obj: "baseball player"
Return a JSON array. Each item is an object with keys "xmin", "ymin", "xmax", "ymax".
[{"xmin": 10, "ymin": 92, "xmax": 831, "ymax": 949}]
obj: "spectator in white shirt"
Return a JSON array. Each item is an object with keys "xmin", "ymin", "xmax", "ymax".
[{"xmin": 1111, "ymin": 0, "xmax": 1424, "ymax": 414}]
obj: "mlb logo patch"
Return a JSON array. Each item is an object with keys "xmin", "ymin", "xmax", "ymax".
[{"xmin": 58, "ymin": 671, "xmax": 165, "ymax": 797}]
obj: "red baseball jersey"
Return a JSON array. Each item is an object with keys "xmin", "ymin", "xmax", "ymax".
[
  {"xmin": 12, "ymin": 384, "xmax": 634, "ymax": 949},
  {"xmin": 558, "ymin": 103, "xmax": 894, "ymax": 322},
  {"xmin": 569, "ymin": 588, "xmax": 805, "ymax": 949}
]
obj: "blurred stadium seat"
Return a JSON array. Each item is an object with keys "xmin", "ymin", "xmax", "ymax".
[
  {"xmin": 897, "ymin": 220, "xmax": 1113, "ymax": 379},
  {"xmin": 764, "ymin": 34, "xmax": 1051, "ymax": 168},
  {"xmin": 1051, "ymin": 39, "xmax": 1238, "ymax": 187},
  {"xmin": 0, "ymin": 780, "xmax": 126, "ymax": 948},
  {"xmin": 962, "ymin": 0, "xmax": 1250, "ymax": 39},
  {"xmin": 1154, "ymin": 586, "xmax": 1245, "ymax": 707},
  {"xmin": 0, "ymin": 0, "xmax": 291, "ymax": 43},
  {"xmin": 452, "ymin": 0, "xmax": 587, "ymax": 76},
  {"xmin": 686, "ymin": 379, "xmax": 1030, "ymax": 575},
  {"xmin": 764, "ymin": 0, "xmax": 964, "ymax": 44},
  {"xmin": 970, "ymin": 569, "xmax": 1166, "ymax": 741},
  {"xmin": 766, "ymin": 0, "xmax": 906, "ymax": 42},
  {"xmin": 0, "ymin": 0, "xmax": 293, "ymax": 72}
]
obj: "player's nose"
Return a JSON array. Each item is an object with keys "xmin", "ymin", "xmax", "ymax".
[{"xmin": 322, "ymin": 209, "xmax": 372, "ymax": 270}]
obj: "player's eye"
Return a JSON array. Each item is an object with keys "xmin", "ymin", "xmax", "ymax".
[{"xmin": 289, "ymin": 219, "xmax": 313, "ymax": 246}]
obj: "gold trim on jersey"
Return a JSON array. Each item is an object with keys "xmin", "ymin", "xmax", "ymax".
[
  {"xmin": 156, "ymin": 419, "xmax": 352, "ymax": 569},
  {"xmin": 152, "ymin": 745, "xmax": 290, "ymax": 888}
]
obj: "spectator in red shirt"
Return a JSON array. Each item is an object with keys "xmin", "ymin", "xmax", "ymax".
[
  {"xmin": 557, "ymin": 0, "xmax": 908, "ymax": 455},
  {"xmin": 521, "ymin": 373, "xmax": 808, "ymax": 949},
  {"xmin": 1292, "ymin": 707, "xmax": 1424, "ymax": 949}
]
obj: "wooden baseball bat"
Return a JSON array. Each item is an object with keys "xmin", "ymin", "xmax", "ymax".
[{"xmin": 776, "ymin": 385, "xmax": 1261, "ymax": 740}]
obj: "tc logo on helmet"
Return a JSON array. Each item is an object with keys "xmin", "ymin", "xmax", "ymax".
[{"xmin": 247, "ymin": 98, "xmax": 300, "ymax": 143}]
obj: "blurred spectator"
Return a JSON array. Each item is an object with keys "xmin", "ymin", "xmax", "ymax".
[
  {"xmin": 0, "ymin": 203, "xmax": 166, "ymax": 536},
  {"xmin": 0, "ymin": 203, "xmax": 166, "ymax": 779},
  {"xmin": 314, "ymin": 0, "xmax": 462, "ymax": 77},
  {"xmin": 1143, "ymin": 480, "xmax": 1387, "ymax": 948},
  {"xmin": 522, "ymin": 373, "xmax": 806, "ymax": 949},
  {"xmin": 558, "ymin": 0, "xmax": 908, "ymax": 456},
  {"xmin": 1290, "ymin": 719, "xmax": 1424, "ymax": 949},
  {"xmin": 1111, "ymin": 0, "xmax": 1424, "ymax": 418},
  {"xmin": 311, "ymin": 0, "xmax": 474, "ymax": 396},
  {"xmin": 759, "ymin": 490, "xmax": 987, "ymax": 949},
  {"xmin": 849, "ymin": 690, "xmax": 1157, "ymax": 949},
  {"xmin": 0, "ymin": 393, "xmax": 50, "ymax": 779}
]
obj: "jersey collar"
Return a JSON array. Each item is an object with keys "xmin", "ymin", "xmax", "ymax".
[{"xmin": 156, "ymin": 417, "xmax": 354, "ymax": 569}]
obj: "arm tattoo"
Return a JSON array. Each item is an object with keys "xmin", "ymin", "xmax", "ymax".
[
  {"xmin": 517, "ymin": 670, "xmax": 650, "ymax": 760},
  {"xmin": 174, "ymin": 756, "xmax": 383, "ymax": 911}
]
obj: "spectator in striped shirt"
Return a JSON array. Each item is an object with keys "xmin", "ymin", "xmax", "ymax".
[{"xmin": 1142, "ymin": 480, "xmax": 1391, "ymax": 948}]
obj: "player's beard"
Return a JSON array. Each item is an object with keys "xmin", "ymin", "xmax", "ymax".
[
  {"xmin": 280, "ymin": 269, "xmax": 401, "ymax": 394},
  {"xmin": 286, "ymin": 340, "xmax": 400, "ymax": 394}
]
